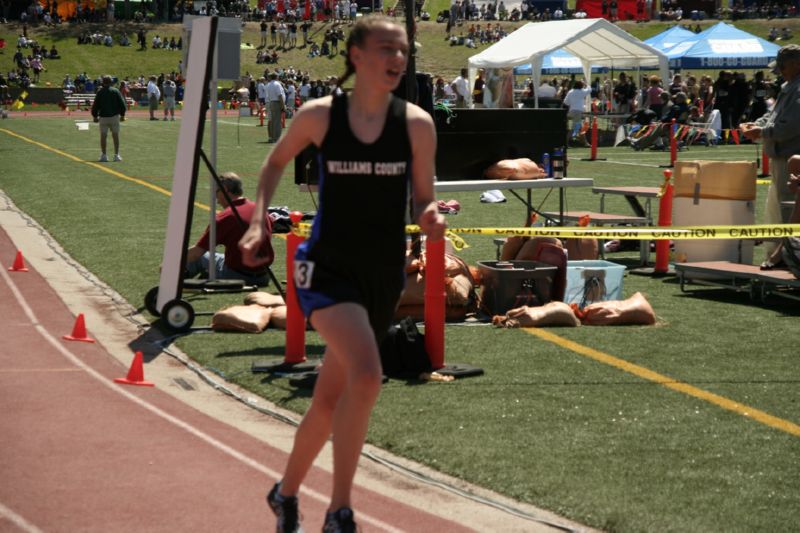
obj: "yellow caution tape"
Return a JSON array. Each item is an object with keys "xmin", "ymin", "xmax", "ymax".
[
  {"xmin": 292, "ymin": 223, "xmax": 800, "ymax": 242},
  {"xmin": 445, "ymin": 231, "xmax": 469, "ymax": 250},
  {"xmin": 292, "ymin": 223, "xmax": 470, "ymax": 250},
  {"xmin": 446, "ymin": 224, "xmax": 800, "ymax": 240}
]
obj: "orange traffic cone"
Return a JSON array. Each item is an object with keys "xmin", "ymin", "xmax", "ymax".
[
  {"xmin": 114, "ymin": 351, "xmax": 154, "ymax": 387},
  {"xmin": 8, "ymin": 250, "xmax": 28, "ymax": 272},
  {"xmin": 63, "ymin": 313, "xmax": 96, "ymax": 343}
]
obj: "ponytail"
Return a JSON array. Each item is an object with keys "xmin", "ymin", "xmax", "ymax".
[{"xmin": 337, "ymin": 60, "xmax": 355, "ymax": 88}]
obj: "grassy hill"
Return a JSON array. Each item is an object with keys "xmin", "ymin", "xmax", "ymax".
[{"xmin": 2, "ymin": 15, "xmax": 798, "ymax": 90}]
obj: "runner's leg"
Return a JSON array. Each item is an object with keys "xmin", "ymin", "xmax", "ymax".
[{"xmin": 278, "ymin": 340, "xmax": 347, "ymax": 496}]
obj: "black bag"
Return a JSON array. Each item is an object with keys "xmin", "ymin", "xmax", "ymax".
[
  {"xmin": 379, "ymin": 317, "xmax": 432, "ymax": 379},
  {"xmin": 781, "ymin": 236, "xmax": 800, "ymax": 279}
]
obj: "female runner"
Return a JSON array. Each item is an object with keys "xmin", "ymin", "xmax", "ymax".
[{"xmin": 239, "ymin": 15, "xmax": 446, "ymax": 533}]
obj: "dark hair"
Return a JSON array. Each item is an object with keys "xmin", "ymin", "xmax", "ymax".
[{"xmin": 336, "ymin": 15, "xmax": 402, "ymax": 88}]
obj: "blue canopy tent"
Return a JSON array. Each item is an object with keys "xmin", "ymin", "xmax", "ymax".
[
  {"xmin": 513, "ymin": 49, "xmax": 609, "ymax": 75},
  {"xmin": 666, "ymin": 22, "xmax": 780, "ymax": 69},
  {"xmin": 644, "ymin": 25, "xmax": 697, "ymax": 54},
  {"xmin": 643, "ymin": 26, "xmax": 700, "ymax": 69}
]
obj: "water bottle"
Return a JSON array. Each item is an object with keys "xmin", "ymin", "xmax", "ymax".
[
  {"xmin": 552, "ymin": 148, "xmax": 564, "ymax": 179},
  {"xmin": 542, "ymin": 152, "xmax": 551, "ymax": 178}
]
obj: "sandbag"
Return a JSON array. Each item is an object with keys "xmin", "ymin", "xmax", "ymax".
[
  {"xmin": 406, "ymin": 251, "xmax": 468, "ymax": 278},
  {"xmin": 484, "ymin": 158, "xmax": 546, "ymax": 180},
  {"xmin": 564, "ymin": 238, "xmax": 599, "ymax": 261},
  {"xmin": 270, "ymin": 305, "xmax": 288, "ymax": 329},
  {"xmin": 492, "ymin": 301, "xmax": 580, "ymax": 328},
  {"xmin": 399, "ymin": 251, "xmax": 477, "ymax": 308},
  {"xmin": 500, "ymin": 236, "xmax": 526, "ymax": 261},
  {"xmin": 446, "ymin": 273, "xmax": 473, "ymax": 306},
  {"xmin": 516, "ymin": 237, "xmax": 563, "ymax": 261},
  {"xmin": 398, "ymin": 272, "xmax": 473, "ymax": 308},
  {"xmin": 501, "ymin": 237, "xmax": 563, "ymax": 261},
  {"xmin": 506, "ymin": 158, "xmax": 546, "ymax": 180},
  {"xmin": 244, "ymin": 291, "xmax": 285, "ymax": 308},
  {"xmin": 581, "ymin": 292, "xmax": 656, "ymax": 326},
  {"xmin": 398, "ymin": 272, "xmax": 426, "ymax": 306},
  {"xmin": 212, "ymin": 304, "xmax": 272, "ymax": 333}
]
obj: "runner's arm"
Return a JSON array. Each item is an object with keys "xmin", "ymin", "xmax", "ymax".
[
  {"xmin": 407, "ymin": 104, "xmax": 446, "ymax": 242},
  {"xmin": 239, "ymin": 98, "xmax": 330, "ymax": 267}
]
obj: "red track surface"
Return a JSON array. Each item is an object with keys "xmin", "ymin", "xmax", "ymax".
[{"xmin": 0, "ymin": 225, "xmax": 472, "ymax": 532}]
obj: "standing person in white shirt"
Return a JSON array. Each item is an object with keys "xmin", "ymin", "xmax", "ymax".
[
  {"xmin": 257, "ymin": 77, "xmax": 268, "ymax": 108},
  {"xmin": 563, "ymin": 80, "xmax": 591, "ymax": 139},
  {"xmin": 451, "ymin": 68, "xmax": 470, "ymax": 107},
  {"xmin": 538, "ymin": 78, "xmax": 557, "ymax": 98},
  {"xmin": 278, "ymin": 22, "xmax": 288, "ymax": 50},
  {"xmin": 298, "ymin": 77, "xmax": 311, "ymax": 103},
  {"xmin": 266, "ymin": 73, "xmax": 286, "ymax": 143},
  {"xmin": 285, "ymin": 80, "xmax": 297, "ymax": 118},
  {"xmin": 146, "ymin": 75, "xmax": 160, "ymax": 120}
]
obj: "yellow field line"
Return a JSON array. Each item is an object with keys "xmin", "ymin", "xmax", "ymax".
[
  {"xmin": 524, "ymin": 328, "xmax": 800, "ymax": 438},
  {"xmin": 0, "ymin": 128, "xmax": 209, "ymax": 212}
]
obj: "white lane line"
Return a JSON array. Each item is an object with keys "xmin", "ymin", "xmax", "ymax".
[{"xmin": 0, "ymin": 264, "xmax": 403, "ymax": 533}]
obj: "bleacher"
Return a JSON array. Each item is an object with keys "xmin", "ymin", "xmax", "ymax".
[{"xmin": 63, "ymin": 90, "xmax": 135, "ymax": 109}]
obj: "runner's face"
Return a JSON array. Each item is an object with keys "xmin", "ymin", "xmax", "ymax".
[{"xmin": 352, "ymin": 24, "xmax": 408, "ymax": 91}]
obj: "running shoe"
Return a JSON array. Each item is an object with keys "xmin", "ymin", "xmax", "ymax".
[
  {"xmin": 98, "ymin": 153, "xmax": 108, "ymax": 162},
  {"xmin": 113, "ymin": 154, "xmax": 122, "ymax": 162},
  {"xmin": 322, "ymin": 507, "xmax": 357, "ymax": 533},
  {"xmin": 266, "ymin": 482, "xmax": 303, "ymax": 533}
]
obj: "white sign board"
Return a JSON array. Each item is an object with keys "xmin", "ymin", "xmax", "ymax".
[
  {"xmin": 156, "ymin": 16, "xmax": 218, "ymax": 313},
  {"xmin": 709, "ymin": 38, "xmax": 764, "ymax": 54}
]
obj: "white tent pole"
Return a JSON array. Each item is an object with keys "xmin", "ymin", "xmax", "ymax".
[
  {"xmin": 531, "ymin": 55, "xmax": 543, "ymax": 108},
  {"xmin": 208, "ymin": 56, "xmax": 219, "ymax": 281},
  {"xmin": 468, "ymin": 66, "xmax": 476, "ymax": 108}
]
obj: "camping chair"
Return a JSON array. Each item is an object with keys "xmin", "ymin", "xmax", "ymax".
[
  {"xmin": 627, "ymin": 122, "xmax": 665, "ymax": 151},
  {"xmin": 688, "ymin": 109, "xmax": 721, "ymax": 146}
]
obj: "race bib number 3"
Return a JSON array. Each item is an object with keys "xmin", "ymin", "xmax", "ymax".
[{"xmin": 294, "ymin": 260, "xmax": 315, "ymax": 289}]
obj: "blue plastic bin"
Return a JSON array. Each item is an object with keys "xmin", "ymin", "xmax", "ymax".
[{"xmin": 565, "ymin": 260, "xmax": 625, "ymax": 307}]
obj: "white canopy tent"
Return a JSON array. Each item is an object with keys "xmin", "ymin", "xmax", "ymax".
[{"xmin": 468, "ymin": 18, "xmax": 669, "ymax": 107}]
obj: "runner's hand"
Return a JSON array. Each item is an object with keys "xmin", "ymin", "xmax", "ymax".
[
  {"xmin": 239, "ymin": 224, "xmax": 269, "ymax": 268},
  {"xmin": 418, "ymin": 204, "xmax": 447, "ymax": 242}
]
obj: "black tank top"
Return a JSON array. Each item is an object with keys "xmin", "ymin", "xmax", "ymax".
[{"xmin": 304, "ymin": 92, "xmax": 411, "ymax": 267}]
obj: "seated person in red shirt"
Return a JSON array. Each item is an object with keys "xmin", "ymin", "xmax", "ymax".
[{"xmin": 185, "ymin": 172, "xmax": 274, "ymax": 285}]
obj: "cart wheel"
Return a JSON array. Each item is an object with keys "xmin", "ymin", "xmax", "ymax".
[
  {"xmin": 162, "ymin": 299, "xmax": 195, "ymax": 332},
  {"xmin": 145, "ymin": 286, "xmax": 161, "ymax": 317}
]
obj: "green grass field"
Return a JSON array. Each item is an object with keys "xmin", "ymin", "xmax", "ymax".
[
  {"xmin": 1, "ymin": 110, "xmax": 799, "ymax": 532},
  {"xmin": 2, "ymin": 16, "xmax": 799, "ymax": 88}
]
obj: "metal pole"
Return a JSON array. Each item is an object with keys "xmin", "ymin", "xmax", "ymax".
[
  {"xmin": 405, "ymin": 0, "xmax": 416, "ymax": 103},
  {"xmin": 208, "ymin": 65, "xmax": 218, "ymax": 280}
]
